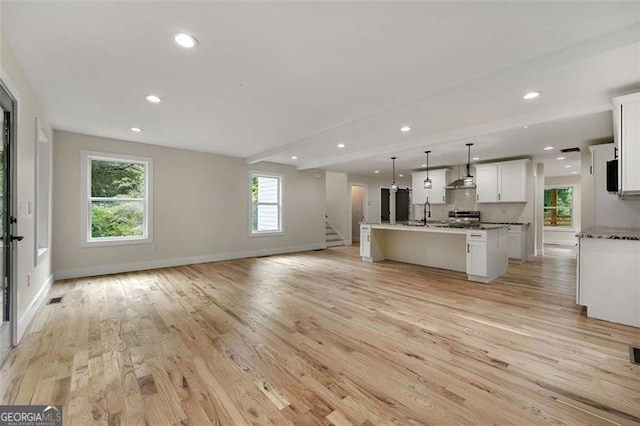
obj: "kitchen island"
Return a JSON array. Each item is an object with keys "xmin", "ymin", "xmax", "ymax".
[{"xmin": 360, "ymin": 223, "xmax": 509, "ymax": 283}]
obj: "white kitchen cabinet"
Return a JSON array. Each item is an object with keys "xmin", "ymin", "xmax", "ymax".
[
  {"xmin": 577, "ymin": 236, "xmax": 640, "ymax": 327},
  {"xmin": 412, "ymin": 169, "xmax": 450, "ymax": 205},
  {"xmin": 475, "ymin": 164, "xmax": 498, "ymax": 203},
  {"xmin": 507, "ymin": 224, "xmax": 527, "ymax": 260},
  {"xmin": 427, "ymin": 169, "xmax": 449, "ymax": 205},
  {"xmin": 360, "ymin": 224, "xmax": 371, "ymax": 258},
  {"xmin": 466, "ymin": 232, "xmax": 487, "ymax": 277},
  {"xmin": 411, "ymin": 171, "xmax": 427, "ymax": 204},
  {"xmin": 475, "ymin": 160, "xmax": 529, "ymax": 203},
  {"xmin": 613, "ymin": 92, "xmax": 640, "ymax": 196}
]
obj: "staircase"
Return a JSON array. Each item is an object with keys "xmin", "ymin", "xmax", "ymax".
[{"xmin": 325, "ymin": 219, "xmax": 344, "ymax": 247}]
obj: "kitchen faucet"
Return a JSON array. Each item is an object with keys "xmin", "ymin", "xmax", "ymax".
[{"xmin": 423, "ymin": 199, "xmax": 431, "ymax": 224}]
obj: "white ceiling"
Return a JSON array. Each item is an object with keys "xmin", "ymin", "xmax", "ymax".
[{"xmin": 3, "ymin": 2, "xmax": 639, "ymax": 178}]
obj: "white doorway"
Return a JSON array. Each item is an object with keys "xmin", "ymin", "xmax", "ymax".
[{"xmin": 351, "ymin": 185, "xmax": 366, "ymax": 242}]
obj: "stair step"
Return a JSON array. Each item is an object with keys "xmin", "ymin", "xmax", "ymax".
[{"xmin": 326, "ymin": 234, "xmax": 342, "ymax": 242}]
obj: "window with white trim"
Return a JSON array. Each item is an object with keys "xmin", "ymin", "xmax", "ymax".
[
  {"xmin": 81, "ymin": 151, "xmax": 153, "ymax": 246},
  {"xmin": 35, "ymin": 119, "xmax": 51, "ymax": 264},
  {"xmin": 250, "ymin": 173, "xmax": 282, "ymax": 234},
  {"xmin": 544, "ymin": 186, "xmax": 573, "ymax": 228}
]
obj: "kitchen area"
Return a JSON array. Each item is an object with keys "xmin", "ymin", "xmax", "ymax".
[
  {"xmin": 358, "ymin": 154, "xmax": 532, "ymax": 284},
  {"xmin": 354, "ymin": 91, "xmax": 640, "ymax": 328}
]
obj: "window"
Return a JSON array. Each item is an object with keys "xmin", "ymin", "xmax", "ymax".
[
  {"xmin": 544, "ymin": 186, "xmax": 573, "ymax": 228},
  {"xmin": 35, "ymin": 119, "xmax": 51, "ymax": 264},
  {"xmin": 81, "ymin": 151, "xmax": 153, "ymax": 246},
  {"xmin": 250, "ymin": 173, "xmax": 283, "ymax": 235}
]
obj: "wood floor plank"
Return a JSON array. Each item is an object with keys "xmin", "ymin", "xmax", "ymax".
[{"xmin": 1, "ymin": 244, "xmax": 639, "ymax": 425}]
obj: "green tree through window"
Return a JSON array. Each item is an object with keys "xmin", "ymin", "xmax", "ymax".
[
  {"xmin": 544, "ymin": 187, "xmax": 573, "ymax": 227},
  {"xmin": 90, "ymin": 160, "xmax": 146, "ymax": 238}
]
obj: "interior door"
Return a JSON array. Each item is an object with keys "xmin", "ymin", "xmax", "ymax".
[
  {"xmin": 381, "ymin": 188, "xmax": 390, "ymax": 222},
  {"xmin": 0, "ymin": 83, "xmax": 17, "ymax": 366},
  {"xmin": 395, "ymin": 189, "xmax": 410, "ymax": 222}
]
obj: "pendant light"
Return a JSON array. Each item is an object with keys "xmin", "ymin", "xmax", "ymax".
[
  {"xmin": 423, "ymin": 151, "xmax": 432, "ymax": 189},
  {"xmin": 390, "ymin": 157, "xmax": 398, "ymax": 193},
  {"xmin": 463, "ymin": 143, "xmax": 474, "ymax": 186}
]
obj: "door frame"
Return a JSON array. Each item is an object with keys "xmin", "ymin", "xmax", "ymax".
[
  {"xmin": 0, "ymin": 74, "xmax": 19, "ymax": 353},
  {"xmin": 349, "ymin": 183, "xmax": 368, "ymax": 244}
]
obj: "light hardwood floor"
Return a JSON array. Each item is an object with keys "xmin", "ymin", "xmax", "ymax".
[{"xmin": 1, "ymin": 245, "xmax": 639, "ymax": 425}]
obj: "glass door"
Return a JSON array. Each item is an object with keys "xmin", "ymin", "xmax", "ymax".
[{"xmin": 0, "ymin": 82, "xmax": 16, "ymax": 366}]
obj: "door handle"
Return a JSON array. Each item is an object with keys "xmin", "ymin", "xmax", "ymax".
[
  {"xmin": 10, "ymin": 235, "xmax": 24, "ymax": 242},
  {"xmin": 467, "ymin": 243, "xmax": 470, "ymax": 253}
]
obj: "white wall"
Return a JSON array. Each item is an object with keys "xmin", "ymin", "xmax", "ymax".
[
  {"xmin": 346, "ymin": 173, "xmax": 411, "ymax": 241},
  {"xmin": 52, "ymin": 131, "xmax": 326, "ymax": 279},
  {"xmin": 0, "ymin": 31, "xmax": 54, "ymax": 343},
  {"xmin": 581, "ymin": 148, "xmax": 595, "ymax": 230},
  {"xmin": 544, "ymin": 175, "xmax": 581, "ymax": 246},
  {"xmin": 325, "ymin": 171, "xmax": 349, "ymax": 243}
]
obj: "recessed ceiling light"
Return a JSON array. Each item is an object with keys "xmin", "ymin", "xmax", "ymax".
[
  {"xmin": 565, "ymin": 165, "xmax": 572, "ymax": 168},
  {"xmin": 337, "ymin": 143, "xmax": 346, "ymax": 148},
  {"xmin": 421, "ymin": 164, "xmax": 427, "ymax": 168},
  {"xmin": 130, "ymin": 127, "xmax": 143, "ymax": 133},
  {"xmin": 571, "ymin": 171, "xmax": 578, "ymax": 175},
  {"xmin": 523, "ymin": 91, "xmax": 540, "ymax": 100},
  {"xmin": 145, "ymin": 95, "xmax": 162, "ymax": 103},
  {"xmin": 398, "ymin": 174, "xmax": 404, "ymax": 177},
  {"xmin": 473, "ymin": 157, "xmax": 480, "ymax": 161},
  {"xmin": 557, "ymin": 156, "xmax": 566, "ymax": 160},
  {"xmin": 374, "ymin": 170, "xmax": 380, "ymax": 174},
  {"xmin": 291, "ymin": 155, "xmax": 298, "ymax": 160},
  {"xmin": 400, "ymin": 126, "xmax": 411, "ymax": 132},
  {"xmin": 544, "ymin": 146, "xmax": 554, "ymax": 151},
  {"xmin": 174, "ymin": 33, "xmax": 198, "ymax": 48},
  {"xmin": 522, "ymin": 125, "xmax": 529, "ymax": 129}
]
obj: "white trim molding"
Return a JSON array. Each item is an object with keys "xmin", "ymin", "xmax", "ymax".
[
  {"xmin": 55, "ymin": 243, "xmax": 326, "ymax": 280},
  {"xmin": 16, "ymin": 274, "xmax": 54, "ymax": 343}
]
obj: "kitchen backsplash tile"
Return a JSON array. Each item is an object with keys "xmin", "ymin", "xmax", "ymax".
[{"xmin": 412, "ymin": 188, "xmax": 530, "ymax": 223}]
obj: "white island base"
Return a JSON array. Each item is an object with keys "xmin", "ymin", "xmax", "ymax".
[{"xmin": 360, "ymin": 224, "xmax": 509, "ymax": 284}]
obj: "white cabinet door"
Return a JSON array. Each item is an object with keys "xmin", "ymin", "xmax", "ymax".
[
  {"xmin": 615, "ymin": 94, "xmax": 640, "ymax": 195},
  {"xmin": 360, "ymin": 230, "xmax": 371, "ymax": 258},
  {"xmin": 498, "ymin": 162, "xmax": 527, "ymax": 202},
  {"xmin": 411, "ymin": 172, "xmax": 427, "ymax": 204},
  {"xmin": 507, "ymin": 232, "xmax": 521, "ymax": 259},
  {"xmin": 475, "ymin": 164, "xmax": 498, "ymax": 203},
  {"xmin": 466, "ymin": 240, "xmax": 487, "ymax": 276},
  {"xmin": 428, "ymin": 169, "xmax": 449, "ymax": 205}
]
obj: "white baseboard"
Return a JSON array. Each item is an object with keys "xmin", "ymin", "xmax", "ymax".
[
  {"xmin": 54, "ymin": 243, "xmax": 327, "ymax": 280},
  {"xmin": 17, "ymin": 274, "xmax": 53, "ymax": 343},
  {"xmin": 545, "ymin": 240, "xmax": 578, "ymax": 246},
  {"xmin": 527, "ymin": 254, "xmax": 536, "ymax": 261}
]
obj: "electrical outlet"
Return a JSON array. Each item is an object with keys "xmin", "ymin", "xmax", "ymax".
[{"xmin": 27, "ymin": 273, "xmax": 31, "ymax": 287}]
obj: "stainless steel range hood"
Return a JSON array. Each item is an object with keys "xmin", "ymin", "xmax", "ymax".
[
  {"xmin": 445, "ymin": 165, "xmax": 476, "ymax": 189},
  {"xmin": 445, "ymin": 178, "xmax": 476, "ymax": 189}
]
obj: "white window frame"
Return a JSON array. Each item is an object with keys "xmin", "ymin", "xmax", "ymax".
[
  {"xmin": 249, "ymin": 171, "xmax": 284, "ymax": 237},
  {"xmin": 80, "ymin": 150, "xmax": 153, "ymax": 247},
  {"xmin": 543, "ymin": 185, "xmax": 574, "ymax": 231},
  {"xmin": 34, "ymin": 118, "xmax": 51, "ymax": 265}
]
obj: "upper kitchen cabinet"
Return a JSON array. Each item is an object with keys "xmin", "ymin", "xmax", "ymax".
[
  {"xmin": 427, "ymin": 169, "xmax": 450, "ymax": 205},
  {"xmin": 411, "ymin": 169, "xmax": 450, "ymax": 205},
  {"xmin": 613, "ymin": 92, "xmax": 640, "ymax": 196},
  {"xmin": 475, "ymin": 159, "xmax": 529, "ymax": 203},
  {"xmin": 411, "ymin": 171, "xmax": 428, "ymax": 204}
]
